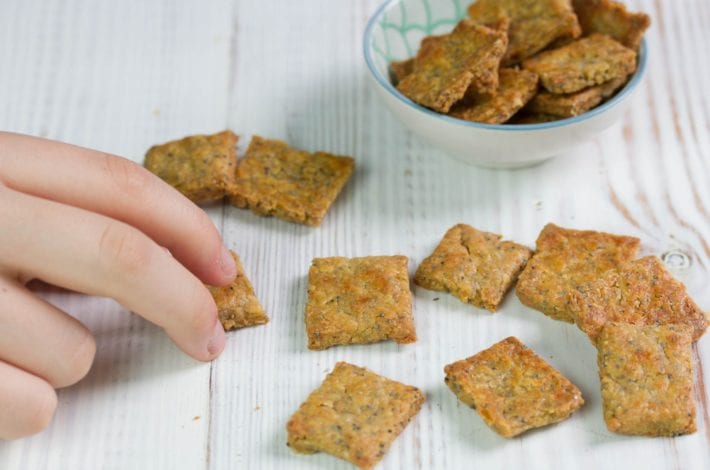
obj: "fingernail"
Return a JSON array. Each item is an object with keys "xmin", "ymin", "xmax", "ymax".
[
  {"xmin": 220, "ymin": 245, "xmax": 237, "ymax": 278},
  {"xmin": 207, "ymin": 320, "xmax": 226, "ymax": 357}
]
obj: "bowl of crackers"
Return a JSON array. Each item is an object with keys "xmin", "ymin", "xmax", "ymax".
[{"xmin": 363, "ymin": 0, "xmax": 650, "ymax": 168}]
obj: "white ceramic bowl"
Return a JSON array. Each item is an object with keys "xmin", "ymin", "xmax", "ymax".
[{"xmin": 363, "ymin": 0, "xmax": 648, "ymax": 168}]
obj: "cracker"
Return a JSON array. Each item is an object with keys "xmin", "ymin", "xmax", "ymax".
[
  {"xmin": 468, "ymin": 0, "xmax": 581, "ymax": 65},
  {"xmin": 305, "ymin": 256, "xmax": 416, "ymax": 350},
  {"xmin": 144, "ymin": 130, "xmax": 237, "ymax": 203},
  {"xmin": 574, "ymin": 0, "xmax": 651, "ymax": 50},
  {"xmin": 444, "ymin": 337, "xmax": 584, "ymax": 438},
  {"xmin": 287, "ymin": 362, "xmax": 425, "ymax": 469},
  {"xmin": 449, "ymin": 68, "xmax": 539, "ymax": 124},
  {"xmin": 597, "ymin": 323, "xmax": 695, "ymax": 436},
  {"xmin": 414, "ymin": 224, "xmax": 532, "ymax": 311},
  {"xmin": 522, "ymin": 34, "xmax": 636, "ymax": 94},
  {"xmin": 229, "ymin": 136, "xmax": 354, "ymax": 226},
  {"xmin": 524, "ymin": 74, "xmax": 627, "ymax": 116},
  {"xmin": 515, "ymin": 223, "xmax": 640, "ymax": 322},
  {"xmin": 396, "ymin": 20, "xmax": 507, "ymax": 112},
  {"xmin": 509, "ymin": 112, "xmax": 562, "ymax": 124},
  {"xmin": 570, "ymin": 256, "xmax": 708, "ymax": 342},
  {"xmin": 390, "ymin": 58, "xmax": 414, "ymax": 84},
  {"xmin": 207, "ymin": 250, "xmax": 268, "ymax": 331}
]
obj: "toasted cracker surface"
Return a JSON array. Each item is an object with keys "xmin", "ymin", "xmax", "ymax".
[
  {"xmin": 396, "ymin": 20, "xmax": 507, "ymax": 112},
  {"xmin": 468, "ymin": 0, "xmax": 581, "ymax": 65},
  {"xmin": 449, "ymin": 68, "xmax": 539, "ymax": 124},
  {"xmin": 287, "ymin": 362, "xmax": 425, "ymax": 469},
  {"xmin": 522, "ymin": 33, "xmax": 636, "ymax": 93},
  {"xmin": 515, "ymin": 223, "xmax": 640, "ymax": 322},
  {"xmin": 207, "ymin": 251, "xmax": 268, "ymax": 331},
  {"xmin": 414, "ymin": 224, "xmax": 532, "ymax": 310},
  {"xmin": 597, "ymin": 323, "xmax": 695, "ymax": 436},
  {"xmin": 571, "ymin": 256, "xmax": 708, "ymax": 342},
  {"xmin": 444, "ymin": 337, "xmax": 584, "ymax": 438},
  {"xmin": 574, "ymin": 0, "xmax": 650, "ymax": 50},
  {"xmin": 228, "ymin": 136, "xmax": 354, "ymax": 226},
  {"xmin": 144, "ymin": 130, "xmax": 237, "ymax": 203},
  {"xmin": 526, "ymin": 74, "xmax": 627, "ymax": 116},
  {"xmin": 305, "ymin": 256, "xmax": 416, "ymax": 350}
]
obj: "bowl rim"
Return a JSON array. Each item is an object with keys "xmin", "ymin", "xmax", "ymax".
[{"xmin": 363, "ymin": 0, "xmax": 648, "ymax": 132}]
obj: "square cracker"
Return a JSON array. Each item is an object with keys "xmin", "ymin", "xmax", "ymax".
[
  {"xmin": 525, "ymin": 75, "xmax": 627, "ymax": 117},
  {"xmin": 207, "ymin": 250, "xmax": 268, "ymax": 331},
  {"xmin": 515, "ymin": 223, "xmax": 640, "ymax": 323},
  {"xmin": 574, "ymin": 0, "xmax": 651, "ymax": 50},
  {"xmin": 468, "ymin": 0, "xmax": 581, "ymax": 65},
  {"xmin": 597, "ymin": 323, "xmax": 695, "ymax": 436},
  {"xmin": 144, "ymin": 130, "xmax": 237, "ymax": 203},
  {"xmin": 305, "ymin": 256, "xmax": 416, "ymax": 350},
  {"xmin": 414, "ymin": 224, "xmax": 532, "ymax": 311},
  {"xmin": 522, "ymin": 34, "xmax": 636, "ymax": 94},
  {"xmin": 396, "ymin": 20, "xmax": 507, "ymax": 113},
  {"xmin": 449, "ymin": 68, "xmax": 539, "ymax": 124},
  {"xmin": 570, "ymin": 256, "xmax": 708, "ymax": 342},
  {"xmin": 287, "ymin": 362, "xmax": 425, "ymax": 469},
  {"xmin": 444, "ymin": 337, "xmax": 584, "ymax": 438},
  {"xmin": 229, "ymin": 136, "xmax": 354, "ymax": 226}
]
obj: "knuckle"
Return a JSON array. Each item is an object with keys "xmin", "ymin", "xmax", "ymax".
[
  {"xmin": 98, "ymin": 223, "xmax": 155, "ymax": 276},
  {"xmin": 56, "ymin": 328, "xmax": 96, "ymax": 388},
  {"xmin": 186, "ymin": 286, "xmax": 218, "ymax": 335},
  {"xmin": 25, "ymin": 385, "xmax": 57, "ymax": 436},
  {"xmin": 100, "ymin": 153, "xmax": 154, "ymax": 197}
]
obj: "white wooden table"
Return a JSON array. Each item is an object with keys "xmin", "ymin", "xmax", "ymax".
[{"xmin": 0, "ymin": 1, "xmax": 709, "ymax": 468}]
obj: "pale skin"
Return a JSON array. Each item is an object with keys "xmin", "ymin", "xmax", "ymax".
[{"xmin": 0, "ymin": 132, "xmax": 236, "ymax": 440}]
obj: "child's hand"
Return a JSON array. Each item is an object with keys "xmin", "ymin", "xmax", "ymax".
[{"xmin": 0, "ymin": 132, "xmax": 236, "ymax": 439}]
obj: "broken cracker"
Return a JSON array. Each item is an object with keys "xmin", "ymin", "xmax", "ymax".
[
  {"xmin": 468, "ymin": 0, "xmax": 581, "ymax": 65},
  {"xmin": 305, "ymin": 256, "xmax": 416, "ymax": 350},
  {"xmin": 574, "ymin": 0, "xmax": 651, "ymax": 50},
  {"xmin": 207, "ymin": 250, "xmax": 268, "ymax": 331},
  {"xmin": 522, "ymin": 33, "xmax": 636, "ymax": 94},
  {"xmin": 515, "ymin": 223, "xmax": 640, "ymax": 323},
  {"xmin": 444, "ymin": 336, "xmax": 584, "ymax": 438},
  {"xmin": 414, "ymin": 224, "xmax": 532, "ymax": 311},
  {"xmin": 396, "ymin": 20, "xmax": 507, "ymax": 112},
  {"xmin": 389, "ymin": 35, "xmax": 444, "ymax": 84},
  {"xmin": 597, "ymin": 323, "xmax": 695, "ymax": 436},
  {"xmin": 449, "ymin": 68, "xmax": 539, "ymax": 124},
  {"xmin": 144, "ymin": 130, "xmax": 237, "ymax": 203},
  {"xmin": 570, "ymin": 256, "xmax": 708, "ymax": 342},
  {"xmin": 287, "ymin": 362, "xmax": 425, "ymax": 469},
  {"xmin": 229, "ymin": 136, "xmax": 354, "ymax": 226},
  {"xmin": 526, "ymin": 74, "xmax": 627, "ymax": 116}
]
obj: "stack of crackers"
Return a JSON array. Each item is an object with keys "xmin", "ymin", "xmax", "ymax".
[{"xmin": 392, "ymin": 0, "xmax": 650, "ymax": 123}]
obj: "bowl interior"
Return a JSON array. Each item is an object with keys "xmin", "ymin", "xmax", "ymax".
[
  {"xmin": 368, "ymin": 0, "xmax": 468, "ymax": 78},
  {"xmin": 365, "ymin": 0, "xmax": 647, "ymax": 131}
]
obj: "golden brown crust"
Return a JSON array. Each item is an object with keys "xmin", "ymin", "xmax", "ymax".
[
  {"xmin": 444, "ymin": 337, "xmax": 584, "ymax": 438},
  {"xmin": 396, "ymin": 20, "xmax": 507, "ymax": 112},
  {"xmin": 390, "ymin": 58, "xmax": 415, "ymax": 84},
  {"xmin": 287, "ymin": 362, "xmax": 425, "ymax": 469},
  {"xmin": 526, "ymin": 64, "xmax": 629, "ymax": 116},
  {"xmin": 207, "ymin": 251, "xmax": 268, "ymax": 331},
  {"xmin": 570, "ymin": 256, "xmax": 708, "ymax": 342},
  {"xmin": 228, "ymin": 136, "xmax": 354, "ymax": 226},
  {"xmin": 144, "ymin": 130, "xmax": 237, "ymax": 203},
  {"xmin": 515, "ymin": 223, "xmax": 640, "ymax": 322},
  {"xmin": 414, "ymin": 224, "xmax": 532, "ymax": 311},
  {"xmin": 468, "ymin": 0, "xmax": 581, "ymax": 65},
  {"xmin": 305, "ymin": 256, "xmax": 416, "ymax": 350},
  {"xmin": 522, "ymin": 34, "xmax": 636, "ymax": 94},
  {"xmin": 449, "ymin": 68, "xmax": 539, "ymax": 124},
  {"xmin": 573, "ymin": 0, "xmax": 651, "ymax": 50},
  {"xmin": 597, "ymin": 323, "xmax": 696, "ymax": 436}
]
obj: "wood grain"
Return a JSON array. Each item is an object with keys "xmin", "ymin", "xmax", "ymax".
[{"xmin": 0, "ymin": 0, "xmax": 709, "ymax": 469}]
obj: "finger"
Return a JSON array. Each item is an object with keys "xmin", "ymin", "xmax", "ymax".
[
  {"xmin": 0, "ymin": 278, "xmax": 96, "ymax": 388},
  {"xmin": 0, "ymin": 360, "xmax": 57, "ymax": 440},
  {"xmin": 0, "ymin": 131, "xmax": 236, "ymax": 286},
  {"xmin": 0, "ymin": 186, "xmax": 226, "ymax": 362}
]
